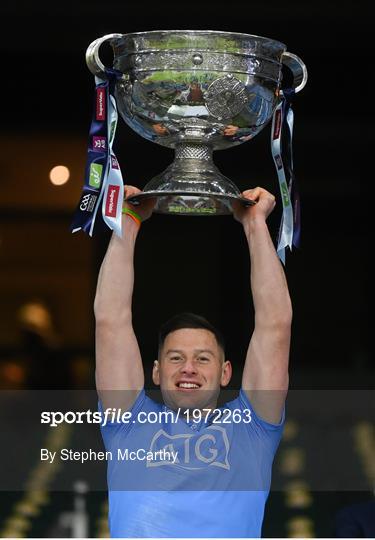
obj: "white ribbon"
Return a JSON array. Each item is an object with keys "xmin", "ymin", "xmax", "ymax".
[
  {"xmin": 101, "ymin": 93, "xmax": 124, "ymax": 237},
  {"xmin": 271, "ymin": 99, "xmax": 294, "ymax": 264}
]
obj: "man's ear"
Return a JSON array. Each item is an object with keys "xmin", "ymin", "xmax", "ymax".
[
  {"xmin": 152, "ymin": 359, "xmax": 160, "ymax": 386},
  {"xmin": 220, "ymin": 359, "xmax": 232, "ymax": 387}
]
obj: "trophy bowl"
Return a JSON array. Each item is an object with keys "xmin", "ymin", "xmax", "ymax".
[{"xmin": 86, "ymin": 30, "xmax": 307, "ymax": 215}]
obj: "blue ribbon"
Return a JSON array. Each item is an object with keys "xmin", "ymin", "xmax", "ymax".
[{"xmin": 70, "ymin": 68, "xmax": 124, "ymax": 237}]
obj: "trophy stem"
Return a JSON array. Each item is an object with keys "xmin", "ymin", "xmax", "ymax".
[
  {"xmin": 174, "ymin": 142, "xmax": 213, "ymax": 162},
  {"xmin": 137, "ymin": 140, "xmax": 243, "ymax": 215},
  {"xmin": 170, "ymin": 141, "xmax": 217, "ymax": 184}
]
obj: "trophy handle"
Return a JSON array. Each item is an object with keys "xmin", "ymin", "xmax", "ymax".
[
  {"xmin": 86, "ymin": 33, "xmax": 123, "ymax": 78},
  {"xmin": 281, "ymin": 52, "xmax": 308, "ymax": 94}
]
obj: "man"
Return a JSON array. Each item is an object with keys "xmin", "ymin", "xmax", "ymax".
[{"xmin": 94, "ymin": 185, "xmax": 292, "ymax": 537}]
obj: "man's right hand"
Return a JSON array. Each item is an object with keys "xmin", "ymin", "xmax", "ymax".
[{"xmin": 123, "ymin": 185, "xmax": 156, "ymax": 222}]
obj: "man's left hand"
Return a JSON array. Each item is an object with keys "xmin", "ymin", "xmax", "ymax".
[{"xmin": 233, "ymin": 187, "xmax": 276, "ymax": 227}]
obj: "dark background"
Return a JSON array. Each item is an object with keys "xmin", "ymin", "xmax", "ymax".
[
  {"xmin": 1, "ymin": 0, "xmax": 372, "ymax": 385},
  {"xmin": 0, "ymin": 0, "xmax": 373, "ymax": 537}
]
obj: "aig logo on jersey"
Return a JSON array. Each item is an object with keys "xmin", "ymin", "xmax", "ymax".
[
  {"xmin": 147, "ymin": 426, "xmax": 230, "ymax": 470},
  {"xmin": 79, "ymin": 193, "xmax": 97, "ymax": 212}
]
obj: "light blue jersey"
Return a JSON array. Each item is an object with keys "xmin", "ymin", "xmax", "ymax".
[{"xmin": 100, "ymin": 389, "xmax": 284, "ymax": 537}]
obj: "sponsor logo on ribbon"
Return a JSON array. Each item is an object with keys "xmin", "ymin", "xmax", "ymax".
[
  {"xmin": 96, "ymin": 88, "xmax": 106, "ymax": 121},
  {"xmin": 272, "ymin": 109, "xmax": 282, "ymax": 140},
  {"xmin": 92, "ymin": 136, "xmax": 106, "ymax": 151},
  {"xmin": 109, "ymin": 120, "xmax": 117, "ymax": 143},
  {"xmin": 79, "ymin": 193, "xmax": 97, "ymax": 212},
  {"xmin": 89, "ymin": 163, "xmax": 103, "ymax": 188},
  {"xmin": 280, "ymin": 181, "xmax": 291, "ymax": 207},
  {"xmin": 105, "ymin": 184, "xmax": 120, "ymax": 217},
  {"xmin": 111, "ymin": 156, "xmax": 119, "ymax": 170},
  {"xmin": 275, "ymin": 154, "xmax": 283, "ymax": 170}
]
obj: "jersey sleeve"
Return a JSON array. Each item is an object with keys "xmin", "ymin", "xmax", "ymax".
[
  {"xmin": 98, "ymin": 389, "xmax": 146, "ymax": 451},
  {"xmin": 225, "ymin": 389, "xmax": 285, "ymax": 457}
]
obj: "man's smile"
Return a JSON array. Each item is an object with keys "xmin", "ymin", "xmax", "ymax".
[{"xmin": 175, "ymin": 379, "xmax": 202, "ymax": 391}]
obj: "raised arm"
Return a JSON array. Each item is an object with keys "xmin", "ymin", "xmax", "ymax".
[
  {"xmin": 234, "ymin": 187, "xmax": 292, "ymax": 423},
  {"xmin": 94, "ymin": 186, "xmax": 154, "ymax": 410}
]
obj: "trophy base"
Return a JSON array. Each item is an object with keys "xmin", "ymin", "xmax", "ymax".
[
  {"xmin": 126, "ymin": 142, "xmax": 254, "ymax": 216},
  {"xmin": 127, "ymin": 190, "xmax": 254, "ymax": 216}
]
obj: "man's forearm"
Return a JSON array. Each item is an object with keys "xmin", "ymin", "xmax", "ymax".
[
  {"xmin": 244, "ymin": 217, "xmax": 292, "ymax": 326},
  {"xmin": 239, "ymin": 189, "xmax": 291, "ymax": 414},
  {"xmin": 94, "ymin": 216, "xmax": 140, "ymax": 324}
]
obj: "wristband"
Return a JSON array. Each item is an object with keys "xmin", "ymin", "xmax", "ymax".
[{"xmin": 122, "ymin": 207, "xmax": 142, "ymax": 227}]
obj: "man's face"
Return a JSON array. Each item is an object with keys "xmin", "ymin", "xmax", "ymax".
[{"xmin": 152, "ymin": 328, "xmax": 232, "ymax": 411}]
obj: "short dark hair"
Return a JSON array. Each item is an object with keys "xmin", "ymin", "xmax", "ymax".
[{"xmin": 158, "ymin": 312, "xmax": 225, "ymax": 357}]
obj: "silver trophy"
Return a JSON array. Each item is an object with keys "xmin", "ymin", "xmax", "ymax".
[{"xmin": 86, "ymin": 30, "xmax": 307, "ymax": 215}]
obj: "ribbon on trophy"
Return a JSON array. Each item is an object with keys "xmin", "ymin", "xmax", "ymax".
[
  {"xmin": 271, "ymin": 88, "xmax": 301, "ymax": 264},
  {"xmin": 70, "ymin": 68, "xmax": 124, "ymax": 237}
]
